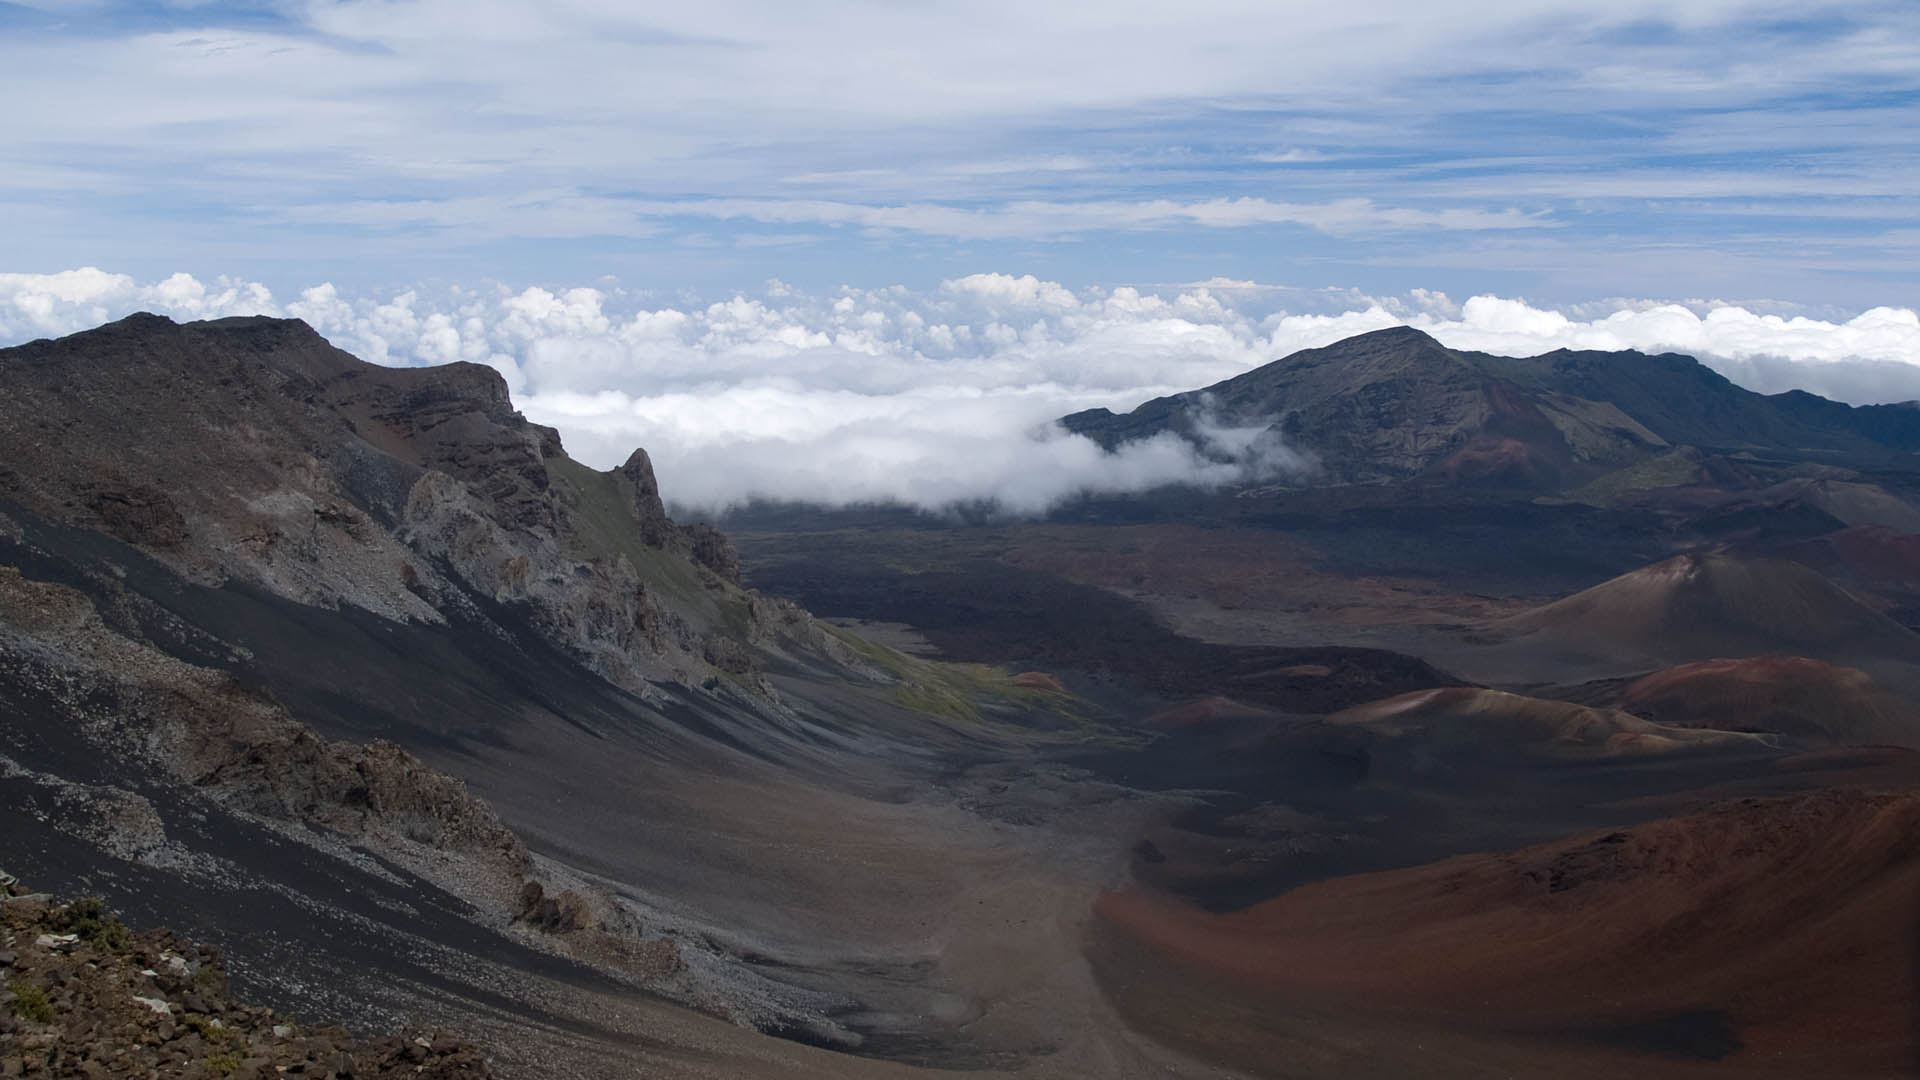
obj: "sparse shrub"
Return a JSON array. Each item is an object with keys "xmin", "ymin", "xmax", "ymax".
[
  {"xmin": 59, "ymin": 896, "xmax": 132, "ymax": 953},
  {"xmin": 7, "ymin": 980, "xmax": 53, "ymax": 1024},
  {"xmin": 184, "ymin": 1013, "xmax": 240, "ymax": 1048},
  {"xmin": 204, "ymin": 1051, "xmax": 243, "ymax": 1076},
  {"xmin": 192, "ymin": 959, "xmax": 226, "ymax": 994}
]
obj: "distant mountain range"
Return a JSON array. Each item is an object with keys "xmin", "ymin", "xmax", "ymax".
[{"xmin": 1062, "ymin": 326, "xmax": 1920, "ymax": 488}]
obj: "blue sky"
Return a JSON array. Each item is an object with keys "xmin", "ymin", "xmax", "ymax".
[{"xmin": 5, "ymin": 0, "xmax": 1918, "ymax": 307}]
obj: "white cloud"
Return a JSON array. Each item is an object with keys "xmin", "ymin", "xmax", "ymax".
[
  {"xmin": 4, "ymin": 268, "xmax": 1919, "ymax": 512},
  {"xmin": 0, "ymin": 267, "xmax": 277, "ymax": 340}
]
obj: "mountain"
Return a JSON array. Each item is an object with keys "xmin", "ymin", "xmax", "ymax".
[
  {"xmin": 1061, "ymin": 326, "xmax": 1920, "ymax": 488},
  {"xmin": 0, "ymin": 313, "xmax": 1158, "ymax": 1078}
]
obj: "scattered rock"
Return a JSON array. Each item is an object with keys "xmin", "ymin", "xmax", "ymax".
[
  {"xmin": 1, "ymin": 881, "xmax": 496, "ymax": 1078},
  {"xmin": 91, "ymin": 484, "xmax": 189, "ymax": 548},
  {"xmin": 514, "ymin": 881, "xmax": 591, "ymax": 934},
  {"xmin": 2, "ymin": 895, "xmax": 51, "ymax": 918}
]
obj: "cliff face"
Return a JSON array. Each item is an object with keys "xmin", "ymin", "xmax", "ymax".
[{"xmin": 0, "ymin": 313, "xmax": 834, "ymax": 700}]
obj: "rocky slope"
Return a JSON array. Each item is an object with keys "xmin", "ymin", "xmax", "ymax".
[
  {"xmin": 1, "ymin": 881, "xmax": 493, "ymax": 1079},
  {"xmin": 0, "ymin": 312, "xmax": 837, "ymax": 702},
  {"xmin": 0, "ymin": 313, "xmax": 1166, "ymax": 1078}
]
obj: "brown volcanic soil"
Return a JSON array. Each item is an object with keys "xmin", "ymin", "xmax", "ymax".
[
  {"xmin": 1329, "ymin": 686, "xmax": 1767, "ymax": 758},
  {"xmin": 1772, "ymin": 524, "xmax": 1920, "ymax": 628},
  {"xmin": 1623, "ymin": 655, "xmax": 1920, "ymax": 747},
  {"xmin": 1476, "ymin": 550, "xmax": 1920, "ymax": 681},
  {"xmin": 1093, "ymin": 788, "xmax": 1920, "ymax": 1078}
]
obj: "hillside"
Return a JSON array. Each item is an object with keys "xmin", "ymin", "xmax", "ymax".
[{"xmin": 1487, "ymin": 550, "xmax": 1920, "ymax": 674}]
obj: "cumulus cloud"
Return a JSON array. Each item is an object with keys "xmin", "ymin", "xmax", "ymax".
[
  {"xmin": 0, "ymin": 267, "xmax": 276, "ymax": 340},
  {"xmin": 3, "ymin": 268, "xmax": 1918, "ymax": 513}
]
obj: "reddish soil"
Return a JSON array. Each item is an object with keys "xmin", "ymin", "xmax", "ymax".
[
  {"xmin": 1623, "ymin": 655, "xmax": 1920, "ymax": 746},
  {"xmin": 1094, "ymin": 788, "xmax": 1920, "ymax": 1077},
  {"xmin": 1773, "ymin": 525, "xmax": 1920, "ymax": 620},
  {"xmin": 1493, "ymin": 551, "xmax": 1920, "ymax": 674},
  {"xmin": 1329, "ymin": 685, "xmax": 1762, "ymax": 758},
  {"xmin": 1143, "ymin": 695, "xmax": 1280, "ymax": 731},
  {"xmin": 1010, "ymin": 671, "xmax": 1067, "ymax": 693}
]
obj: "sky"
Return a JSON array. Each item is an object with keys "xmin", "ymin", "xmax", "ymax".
[{"xmin": 4, "ymin": 1, "xmax": 1918, "ymax": 510}]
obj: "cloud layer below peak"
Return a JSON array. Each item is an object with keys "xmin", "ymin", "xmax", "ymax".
[{"xmin": 4, "ymin": 268, "xmax": 1917, "ymax": 513}]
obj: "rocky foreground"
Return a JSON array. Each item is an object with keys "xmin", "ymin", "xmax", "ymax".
[{"xmin": 0, "ymin": 873, "xmax": 492, "ymax": 1079}]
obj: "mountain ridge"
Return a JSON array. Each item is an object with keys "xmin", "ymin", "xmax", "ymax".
[{"xmin": 1062, "ymin": 325, "xmax": 1920, "ymax": 489}]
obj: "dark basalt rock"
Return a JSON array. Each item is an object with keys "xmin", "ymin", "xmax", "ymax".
[{"xmin": 619, "ymin": 447, "xmax": 674, "ymax": 547}]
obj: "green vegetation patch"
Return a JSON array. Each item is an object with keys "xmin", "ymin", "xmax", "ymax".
[
  {"xmin": 821, "ymin": 622, "xmax": 1114, "ymax": 741},
  {"xmin": 1565, "ymin": 447, "xmax": 1707, "ymax": 506},
  {"xmin": 7, "ymin": 979, "xmax": 54, "ymax": 1024},
  {"xmin": 184, "ymin": 1013, "xmax": 242, "ymax": 1049},
  {"xmin": 544, "ymin": 455, "xmax": 748, "ymax": 634},
  {"xmin": 59, "ymin": 896, "xmax": 132, "ymax": 953}
]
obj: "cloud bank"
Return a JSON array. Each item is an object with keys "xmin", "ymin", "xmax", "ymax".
[{"xmin": 4, "ymin": 268, "xmax": 1917, "ymax": 513}]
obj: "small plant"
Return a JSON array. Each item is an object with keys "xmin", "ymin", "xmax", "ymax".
[
  {"xmin": 192, "ymin": 961, "xmax": 226, "ymax": 994},
  {"xmin": 59, "ymin": 896, "xmax": 132, "ymax": 953},
  {"xmin": 203, "ymin": 1051, "xmax": 243, "ymax": 1076},
  {"xmin": 184, "ymin": 1013, "xmax": 239, "ymax": 1047},
  {"xmin": 7, "ymin": 979, "xmax": 54, "ymax": 1024}
]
